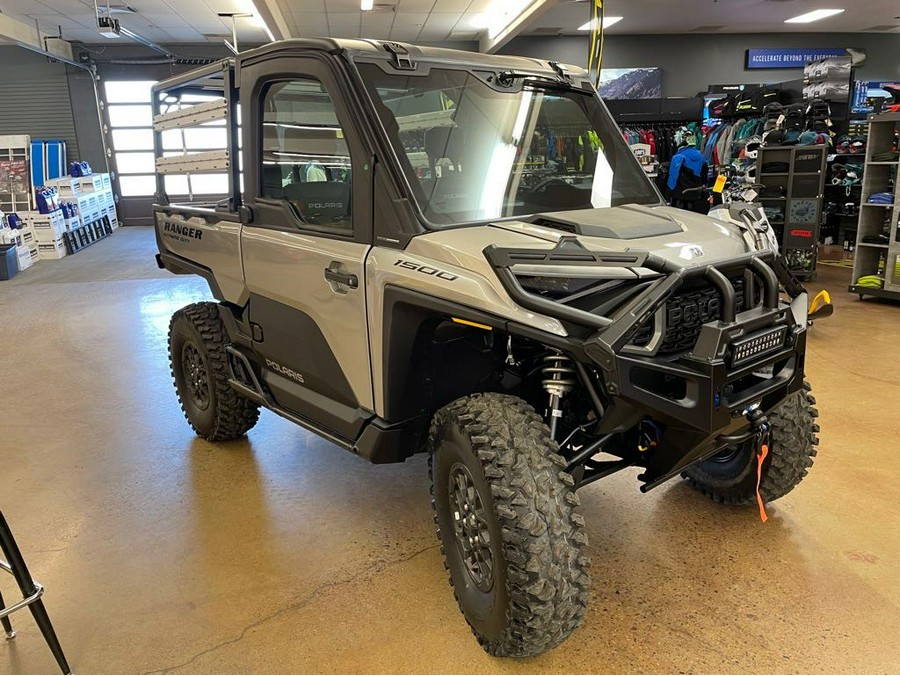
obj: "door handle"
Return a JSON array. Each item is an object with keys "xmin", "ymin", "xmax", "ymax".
[{"xmin": 324, "ymin": 264, "xmax": 358, "ymax": 289}]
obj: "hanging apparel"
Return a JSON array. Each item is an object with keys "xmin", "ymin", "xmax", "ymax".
[{"xmin": 668, "ymin": 147, "xmax": 707, "ymax": 192}]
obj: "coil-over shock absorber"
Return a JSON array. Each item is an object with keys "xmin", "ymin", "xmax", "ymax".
[{"xmin": 542, "ymin": 351, "xmax": 576, "ymax": 439}]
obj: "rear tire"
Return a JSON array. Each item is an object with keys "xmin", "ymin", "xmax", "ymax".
[
  {"xmin": 428, "ymin": 393, "xmax": 590, "ymax": 657},
  {"xmin": 169, "ymin": 302, "xmax": 260, "ymax": 441},
  {"xmin": 682, "ymin": 380, "xmax": 819, "ymax": 504}
]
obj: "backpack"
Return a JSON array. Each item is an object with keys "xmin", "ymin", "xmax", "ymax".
[
  {"xmin": 781, "ymin": 104, "xmax": 806, "ymax": 131},
  {"xmin": 709, "ymin": 94, "xmax": 737, "ymax": 119},
  {"xmin": 763, "ymin": 102, "xmax": 785, "ymax": 131},
  {"xmin": 806, "ymin": 99, "xmax": 833, "ymax": 133},
  {"xmin": 736, "ymin": 86, "xmax": 781, "ymax": 116}
]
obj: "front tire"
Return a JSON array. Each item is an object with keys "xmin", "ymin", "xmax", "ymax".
[
  {"xmin": 169, "ymin": 302, "xmax": 260, "ymax": 441},
  {"xmin": 683, "ymin": 380, "xmax": 819, "ymax": 504},
  {"xmin": 428, "ymin": 393, "xmax": 590, "ymax": 657}
]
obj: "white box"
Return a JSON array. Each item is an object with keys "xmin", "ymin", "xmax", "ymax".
[
  {"xmin": 33, "ymin": 222, "xmax": 66, "ymax": 242},
  {"xmin": 17, "ymin": 227, "xmax": 36, "ymax": 249},
  {"xmin": 99, "ymin": 172, "xmax": 111, "ymax": 189},
  {"xmin": 64, "ymin": 216, "xmax": 82, "ymax": 231},
  {"xmin": 77, "ymin": 174, "xmax": 104, "ymax": 193},
  {"xmin": 26, "ymin": 211, "xmax": 67, "ymax": 241},
  {"xmin": 37, "ymin": 236, "xmax": 66, "ymax": 260},
  {"xmin": 16, "ymin": 248, "xmax": 33, "ymax": 271},
  {"xmin": 97, "ymin": 189, "xmax": 114, "ymax": 208},
  {"xmin": 47, "ymin": 176, "xmax": 81, "ymax": 197},
  {"xmin": 75, "ymin": 194, "xmax": 101, "ymax": 223},
  {"xmin": 28, "ymin": 246, "xmax": 39, "ymax": 263},
  {"xmin": 109, "ymin": 214, "xmax": 119, "ymax": 230}
]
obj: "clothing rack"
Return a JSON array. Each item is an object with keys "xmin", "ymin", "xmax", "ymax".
[{"xmin": 621, "ymin": 121, "xmax": 701, "ymax": 164}]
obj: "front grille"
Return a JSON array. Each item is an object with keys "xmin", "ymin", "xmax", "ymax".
[{"xmin": 631, "ymin": 277, "xmax": 752, "ymax": 354}]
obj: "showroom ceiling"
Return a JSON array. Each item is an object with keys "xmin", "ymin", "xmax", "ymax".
[
  {"xmin": 528, "ymin": 0, "xmax": 900, "ymax": 36},
  {"xmin": 0, "ymin": 0, "xmax": 896, "ymax": 47}
]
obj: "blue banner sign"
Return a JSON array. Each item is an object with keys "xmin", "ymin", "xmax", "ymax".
[{"xmin": 746, "ymin": 48, "xmax": 848, "ymax": 69}]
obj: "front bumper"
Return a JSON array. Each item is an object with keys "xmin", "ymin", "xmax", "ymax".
[{"xmin": 484, "ymin": 238, "xmax": 808, "ymax": 488}]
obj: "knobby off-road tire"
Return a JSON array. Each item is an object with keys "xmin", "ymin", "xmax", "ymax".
[
  {"xmin": 169, "ymin": 302, "xmax": 260, "ymax": 441},
  {"xmin": 428, "ymin": 393, "xmax": 590, "ymax": 657},
  {"xmin": 682, "ymin": 380, "xmax": 819, "ymax": 504}
]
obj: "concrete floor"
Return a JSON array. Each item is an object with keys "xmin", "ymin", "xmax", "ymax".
[{"xmin": 0, "ymin": 227, "xmax": 898, "ymax": 674}]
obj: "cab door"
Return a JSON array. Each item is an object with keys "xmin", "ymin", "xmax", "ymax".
[{"xmin": 239, "ymin": 54, "xmax": 374, "ymax": 442}]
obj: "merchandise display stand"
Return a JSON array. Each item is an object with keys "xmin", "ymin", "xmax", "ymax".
[
  {"xmin": 0, "ymin": 511, "xmax": 71, "ymax": 674},
  {"xmin": 849, "ymin": 111, "xmax": 900, "ymax": 300},
  {"xmin": 757, "ymin": 144, "xmax": 828, "ymax": 280},
  {"xmin": 0, "ymin": 135, "xmax": 33, "ymax": 215}
]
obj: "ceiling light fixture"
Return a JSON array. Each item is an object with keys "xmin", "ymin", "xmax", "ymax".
[
  {"xmin": 784, "ymin": 8, "xmax": 845, "ymax": 23},
  {"xmin": 481, "ymin": 0, "xmax": 535, "ymax": 39},
  {"xmin": 361, "ymin": 0, "xmax": 374, "ymax": 10},
  {"xmin": 577, "ymin": 15, "xmax": 623, "ymax": 30}
]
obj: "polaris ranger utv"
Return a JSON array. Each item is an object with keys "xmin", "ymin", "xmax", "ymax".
[{"xmin": 153, "ymin": 39, "xmax": 819, "ymax": 657}]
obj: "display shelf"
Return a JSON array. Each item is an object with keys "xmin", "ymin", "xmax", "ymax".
[
  {"xmin": 850, "ymin": 111, "xmax": 900, "ymax": 300},
  {"xmin": 757, "ymin": 144, "xmax": 828, "ymax": 279},
  {"xmin": 849, "ymin": 285, "xmax": 900, "ymax": 300}
]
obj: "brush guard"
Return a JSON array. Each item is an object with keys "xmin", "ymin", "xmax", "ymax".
[{"xmin": 484, "ymin": 237, "xmax": 808, "ymax": 490}]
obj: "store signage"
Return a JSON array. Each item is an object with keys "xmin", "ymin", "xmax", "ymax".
[{"xmin": 746, "ymin": 48, "xmax": 849, "ymax": 69}]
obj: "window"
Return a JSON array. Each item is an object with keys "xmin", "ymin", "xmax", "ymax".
[
  {"xmin": 358, "ymin": 64, "xmax": 660, "ymax": 227},
  {"xmin": 262, "ymin": 80, "xmax": 352, "ymax": 230},
  {"xmin": 104, "ymin": 80, "xmax": 231, "ymax": 198},
  {"xmin": 105, "ymin": 81, "xmax": 157, "ymax": 197}
]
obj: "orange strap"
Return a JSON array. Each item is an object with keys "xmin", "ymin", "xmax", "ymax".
[{"xmin": 755, "ymin": 443, "xmax": 769, "ymax": 523}]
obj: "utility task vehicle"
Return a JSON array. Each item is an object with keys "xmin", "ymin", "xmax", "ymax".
[{"xmin": 153, "ymin": 39, "xmax": 819, "ymax": 657}]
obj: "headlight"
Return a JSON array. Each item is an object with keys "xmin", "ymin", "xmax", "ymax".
[{"xmin": 516, "ymin": 275, "xmax": 603, "ymax": 299}]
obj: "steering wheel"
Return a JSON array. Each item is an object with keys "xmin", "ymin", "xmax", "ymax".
[{"xmin": 530, "ymin": 177, "xmax": 571, "ymax": 193}]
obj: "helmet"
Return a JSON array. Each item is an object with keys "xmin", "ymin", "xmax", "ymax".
[
  {"xmin": 763, "ymin": 129, "xmax": 785, "ymax": 146},
  {"xmin": 783, "ymin": 129, "xmax": 802, "ymax": 145},
  {"xmin": 744, "ymin": 135, "xmax": 763, "ymax": 158}
]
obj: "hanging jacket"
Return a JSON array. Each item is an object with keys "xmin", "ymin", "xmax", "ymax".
[{"xmin": 668, "ymin": 147, "xmax": 707, "ymax": 191}]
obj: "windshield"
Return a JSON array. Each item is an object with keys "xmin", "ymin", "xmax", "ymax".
[{"xmin": 357, "ymin": 63, "xmax": 661, "ymax": 227}]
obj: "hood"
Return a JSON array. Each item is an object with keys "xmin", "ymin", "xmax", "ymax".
[
  {"xmin": 404, "ymin": 204, "xmax": 754, "ymax": 284},
  {"xmin": 490, "ymin": 204, "xmax": 750, "ymax": 267}
]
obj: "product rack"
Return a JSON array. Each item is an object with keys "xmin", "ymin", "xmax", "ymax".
[
  {"xmin": 824, "ymin": 153, "xmax": 866, "ymax": 248},
  {"xmin": 0, "ymin": 134, "xmax": 33, "ymax": 214},
  {"xmin": 849, "ymin": 111, "xmax": 900, "ymax": 300},
  {"xmin": 756, "ymin": 144, "xmax": 828, "ymax": 280}
]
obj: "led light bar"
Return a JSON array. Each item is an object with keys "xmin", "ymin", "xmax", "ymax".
[{"xmin": 730, "ymin": 326, "xmax": 788, "ymax": 367}]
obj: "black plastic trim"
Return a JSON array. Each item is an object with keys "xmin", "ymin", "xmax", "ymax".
[{"xmin": 156, "ymin": 251, "xmax": 225, "ymax": 300}]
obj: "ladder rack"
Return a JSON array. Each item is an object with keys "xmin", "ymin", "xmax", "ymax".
[
  {"xmin": 153, "ymin": 99, "xmax": 227, "ymax": 130},
  {"xmin": 156, "ymin": 150, "xmax": 231, "ymax": 174}
]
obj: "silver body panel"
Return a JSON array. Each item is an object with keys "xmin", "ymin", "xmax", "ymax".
[
  {"xmin": 241, "ymin": 228, "xmax": 374, "ymax": 412},
  {"xmin": 156, "ymin": 200, "xmax": 766, "ymax": 421},
  {"xmin": 155, "ymin": 210, "xmax": 246, "ymax": 304}
]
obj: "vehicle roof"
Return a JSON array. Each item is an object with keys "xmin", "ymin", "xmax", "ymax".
[
  {"xmin": 237, "ymin": 37, "xmax": 586, "ymax": 76},
  {"xmin": 154, "ymin": 37, "xmax": 588, "ymax": 95}
]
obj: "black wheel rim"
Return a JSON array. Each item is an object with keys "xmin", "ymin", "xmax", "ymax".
[
  {"xmin": 181, "ymin": 341, "xmax": 210, "ymax": 411},
  {"xmin": 447, "ymin": 463, "xmax": 493, "ymax": 593},
  {"xmin": 708, "ymin": 445, "xmax": 743, "ymax": 464}
]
